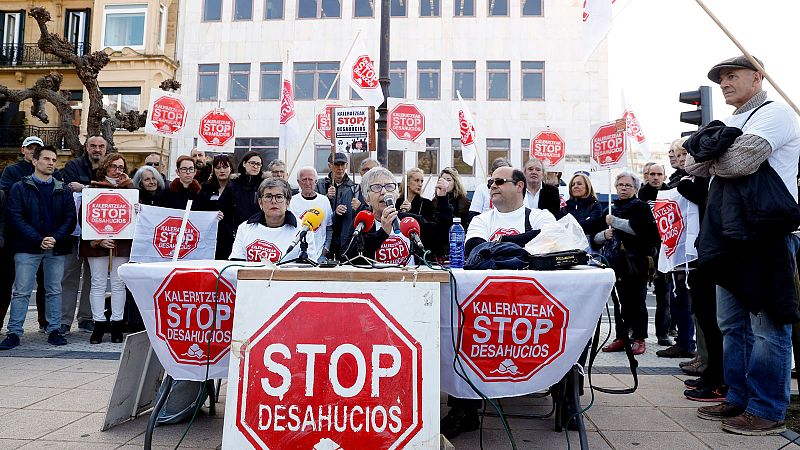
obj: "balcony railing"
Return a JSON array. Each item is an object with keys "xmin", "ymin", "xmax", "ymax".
[
  {"xmin": 0, "ymin": 43, "xmax": 90, "ymax": 67},
  {"xmin": 0, "ymin": 125, "xmax": 75, "ymax": 150}
]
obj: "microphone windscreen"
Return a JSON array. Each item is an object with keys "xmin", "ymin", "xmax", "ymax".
[
  {"xmin": 353, "ymin": 210, "xmax": 375, "ymax": 232},
  {"xmin": 399, "ymin": 216, "xmax": 421, "ymax": 237},
  {"xmin": 299, "ymin": 208, "xmax": 324, "ymax": 231}
]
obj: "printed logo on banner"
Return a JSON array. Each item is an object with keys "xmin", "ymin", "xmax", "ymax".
[
  {"xmin": 236, "ymin": 293, "xmax": 422, "ymax": 449},
  {"xmin": 653, "ymin": 199, "xmax": 685, "ymax": 258},
  {"xmin": 459, "ymin": 110, "xmax": 475, "ymax": 147},
  {"xmin": 389, "ymin": 103, "xmax": 425, "ymax": 142},
  {"xmin": 591, "ymin": 122, "xmax": 626, "ymax": 168},
  {"xmin": 279, "ymin": 80, "xmax": 295, "ymax": 124},
  {"xmin": 352, "ymin": 55, "xmax": 380, "ymax": 89},
  {"xmin": 245, "ymin": 239, "xmax": 282, "ymax": 263},
  {"xmin": 154, "ymin": 268, "xmax": 236, "ymax": 365},
  {"xmin": 85, "ymin": 192, "xmax": 133, "ymax": 236},
  {"xmin": 623, "ymin": 110, "xmax": 646, "ymax": 145},
  {"xmin": 490, "ymin": 228, "xmax": 519, "ymax": 242},
  {"xmin": 199, "ymin": 109, "xmax": 235, "ymax": 147},
  {"xmin": 376, "ymin": 234, "xmax": 410, "ymax": 265},
  {"xmin": 153, "ymin": 217, "xmax": 200, "ymax": 259},
  {"xmin": 459, "ymin": 277, "xmax": 569, "ymax": 382},
  {"xmin": 316, "ymin": 104, "xmax": 341, "ymax": 140},
  {"xmin": 150, "ymin": 96, "xmax": 186, "ymax": 135},
  {"xmin": 529, "ymin": 131, "xmax": 566, "ymax": 168}
]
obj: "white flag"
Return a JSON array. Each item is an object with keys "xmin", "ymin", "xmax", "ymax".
[
  {"xmin": 456, "ymin": 91, "xmax": 477, "ymax": 167},
  {"xmin": 130, "ymin": 205, "xmax": 219, "ymax": 262},
  {"xmin": 278, "ymin": 70, "xmax": 300, "ymax": 158},
  {"xmin": 343, "ymin": 36, "xmax": 384, "ymax": 107},
  {"xmin": 621, "ymin": 91, "xmax": 650, "ymax": 160},
  {"xmin": 579, "ymin": 0, "xmax": 613, "ymax": 61}
]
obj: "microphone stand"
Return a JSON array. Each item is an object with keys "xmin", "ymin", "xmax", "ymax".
[{"xmin": 277, "ymin": 233, "xmax": 318, "ymax": 267}]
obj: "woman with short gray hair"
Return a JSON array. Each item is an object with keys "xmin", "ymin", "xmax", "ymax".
[{"xmin": 132, "ymin": 165, "xmax": 165, "ymax": 206}]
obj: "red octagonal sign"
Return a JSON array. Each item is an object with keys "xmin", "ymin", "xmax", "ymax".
[
  {"xmin": 591, "ymin": 122, "xmax": 626, "ymax": 168},
  {"xmin": 530, "ymin": 131, "xmax": 565, "ymax": 168},
  {"xmin": 153, "ymin": 217, "xmax": 200, "ymax": 259},
  {"xmin": 150, "ymin": 96, "xmax": 186, "ymax": 136},
  {"xmin": 459, "ymin": 276, "xmax": 569, "ymax": 382},
  {"xmin": 237, "ymin": 292, "xmax": 422, "ymax": 449},
  {"xmin": 86, "ymin": 192, "xmax": 133, "ymax": 236},
  {"xmin": 245, "ymin": 239, "xmax": 282, "ymax": 263},
  {"xmin": 352, "ymin": 55, "xmax": 379, "ymax": 89},
  {"xmin": 653, "ymin": 199, "xmax": 685, "ymax": 258},
  {"xmin": 154, "ymin": 268, "xmax": 236, "ymax": 365},
  {"xmin": 389, "ymin": 103, "xmax": 425, "ymax": 142},
  {"xmin": 316, "ymin": 104, "xmax": 341, "ymax": 141},
  {"xmin": 199, "ymin": 109, "xmax": 235, "ymax": 147}
]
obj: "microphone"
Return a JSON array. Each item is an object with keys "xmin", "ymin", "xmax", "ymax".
[
  {"xmin": 383, "ymin": 194, "xmax": 401, "ymax": 234},
  {"xmin": 400, "ymin": 217, "xmax": 425, "ymax": 252},
  {"xmin": 352, "ymin": 210, "xmax": 375, "ymax": 238},
  {"xmin": 286, "ymin": 207, "xmax": 324, "ymax": 254}
]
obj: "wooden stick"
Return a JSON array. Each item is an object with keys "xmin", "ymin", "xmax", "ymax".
[
  {"xmin": 172, "ymin": 200, "xmax": 193, "ymax": 262},
  {"xmin": 694, "ymin": 0, "xmax": 800, "ymax": 116}
]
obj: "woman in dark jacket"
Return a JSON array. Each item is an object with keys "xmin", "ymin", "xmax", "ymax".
[
  {"xmin": 216, "ymin": 151, "xmax": 264, "ymax": 259},
  {"xmin": 594, "ymin": 171, "xmax": 659, "ymax": 356},
  {"xmin": 561, "ymin": 172, "xmax": 603, "ymax": 236},
  {"xmin": 131, "ymin": 165, "xmax": 165, "ymax": 206},
  {"xmin": 159, "ymin": 155, "xmax": 205, "ymax": 210},
  {"xmin": 398, "ymin": 167, "xmax": 434, "ymax": 223},
  {"xmin": 199, "ymin": 154, "xmax": 232, "ymax": 212}
]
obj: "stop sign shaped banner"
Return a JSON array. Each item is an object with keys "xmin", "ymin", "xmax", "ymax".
[
  {"xmin": 590, "ymin": 121, "xmax": 627, "ymax": 169},
  {"xmin": 459, "ymin": 276, "xmax": 569, "ymax": 382},
  {"xmin": 199, "ymin": 108, "xmax": 235, "ymax": 147},
  {"xmin": 145, "ymin": 89, "xmax": 187, "ymax": 138},
  {"xmin": 153, "ymin": 216, "xmax": 200, "ymax": 259},
  {"xmin": 530, "ymin": 129, "xmax": 566, "ymax": 170},
  {"xmin": 81, "ymin": 188, "xmax": 138, "ymax": 240},
  {"xmin": 653, "ymin": 199, "xmax": 685, "ymax": 258},
  {"xmin": 389, "ymin": 103, "xmax": 425, "ymax": 142},
  {"xmin": 316, "ymin": 104, "xmax": 341, "ymax": 141}
]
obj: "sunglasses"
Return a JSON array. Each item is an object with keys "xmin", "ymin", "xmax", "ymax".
[
  {"xmin": 487, "ymin": 178, "xmax": 517, "ymax": 189},
  {"xmin": 145, "ymin": 161, "xmax": 160, "ymax": 167}
]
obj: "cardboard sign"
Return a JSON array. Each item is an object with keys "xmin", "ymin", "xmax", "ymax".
[
  {"xmin": 199, "ymin": 108, "xmax": 236, "ymax": 148},
  {"xmin": 223, "ymin": 279, "xmax": 440, "ymax": 449},
  {"xmin": 530, "ymin": 129, "xmax": 566, "ymax": 170},
  {"xmin": 145, "ymin": 89, "xmax": 187, "ymax": 138},
  {"xmin": 590, "ymin": 120, "xmax": 627, "ymax": 170},
  {"xmin": 332, "ymin": 106, "xmax": 375, "ymax": 153},
  {"xmin": 81, "ymin": 188, "xmax": 139, "ymax": 240}
]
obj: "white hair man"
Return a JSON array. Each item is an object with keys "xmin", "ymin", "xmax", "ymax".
[{"xmin": 288, "ymin": 166, "xmax": 333, "ymax": 261}]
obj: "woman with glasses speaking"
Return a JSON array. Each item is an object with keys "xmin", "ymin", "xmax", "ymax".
[{"xmin": 217, "ymin": 151, "xmax": 265, "ymax": 260}]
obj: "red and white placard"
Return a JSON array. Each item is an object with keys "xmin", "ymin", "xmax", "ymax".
[
  {"xmin": 441, "ymin": 269, "xmax": 615, "ymax": 398},
  {"xmin": 223, "ymin": 279, "xmax": 440, "ymax": 449},
  {"xmin": 529, "ymin": 128, "xmax": 566, "ymax": 171},
  {"xmin": 199, "ymin": 108, "xmax": 236, "ymax": 150},
  {"xmin": 130, "ymin": 205, "xmax": 219, "ymax": 263},
  {"xmin": 388, "ymin": 99, "xmax": 426, "ymax": 152},
  {"xmin": 81, "ymin": 188, "xmax": 139, "ymax": 240},
  {"xmin": 590, "ymin": 120, "xmax": 627, "ymax": 170},
  {"xmin": 144, "ymin": 89, "xmax": 188, "ymax": 138},
  {"xmin": 655, "ymin": 189, "xmax": 699, "ymax": 273}
]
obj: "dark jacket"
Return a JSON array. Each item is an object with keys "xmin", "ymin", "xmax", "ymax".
[
  {"xmin": 138, "ymin": 189, "xmax": 163, "ymax": 206},
  {"xmin": 397, "ymin": 194, "xmax": 435, "ymax": 224},
  {"xmin": 7, "ymin": 176, "xmax": 76, "ymax": 255},
  {"xmin": 79, "ymin": 178, "xmax": 135, "ymax": 258},
  {"xmin": 637, "ymin": 183, "xmax": 669, "ymax": 203},
  {"xmin": 0, "ymin": 160, "xmax": 34, "ymax": 192},
  {"xmin": 538, "ymin": 183, "xmax": 562, "ymax": 219},
  {"xmin": 199, "ymin": 181, "xmax": 226, "ymax": 212},
  {"xmin": 667, "ymin": 168, "xmax": 688, "ymax": 189},
  {"xmin": 315, "ymin": 173, "xmax": 356, "ymax": 258},
  {"xmin": 217, "ymin": 174, "xmax": 262, "ymax": 259},
  {"xmin": 194, "ymin": 164, "xmax": 212, "ymax": 183},
  {"xmin": 433, "ymin": 192, "xmax": 471, "ymax": 232},
  {"xmin": 159, "ymin": 178, "xmax": 204, "ymax": 210},
  {"xmin": 598, "ymin": 197, "xmax": 660, "ymax": 280},
  {"xmin": 561, "ymin": 196, "xmax": 604, "ymax": 236},
  {"xmin": 61, "ymin": 154, "xmax": 97, "ymax": 186},
  {"xmin": 0, "ymin": 190, "xmax": 6, "ymax": 248}
]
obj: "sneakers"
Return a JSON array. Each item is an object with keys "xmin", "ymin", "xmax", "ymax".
[
  {"xmin": 631, "ymin": 339, "xmax": 646, "ymax": 355},
  {"xmin": 697, "ymin": 402, "xmax": 744, "ymax": 421},
  {"xmin": 602, "ymin": 339, "xmax": 626, "ymax": 353},
  {"xmin": 722, "ymin": 411, "xmax": 786, "ymax": 436},
  {"xmin": 656, "ymin": 335, "xmax": 673, "ymax": 346},
  {"xmin": 668, "ymin": 327, "xmax": 678, "ymax": 337},
  {"xmin": 0, "ymin": 333, "xmax": 20, "ymax": 350},
  {"xmin": 47, "ymin": 331, "xmax": 67, "ymax": 346},
  {"xmin": 679, "ymin": 356, "xmax": 699, "ymax": 368},
  {"xmin": 441, "ymin": 407, "xmax": 480, "ymax": 439},
  {"xmin": 684, "ymin": 377, "xmax": 706, "ymax": 389},
  {"xmin": 682, "ymin": 360, "xmax": 707, "ymax": 376},
  {"xmin": 59, "ymin": 324, "xmax": 71, "ymax": 335},
  {"xmin": 685, "ymin": 385, "xmax": 727, "ymax": 402},
  {"xmin": 77, "ymin": 320, "xmax": 94, "ymax": 332},
  {"xmin": 656, "ymin": 345, "xmax": 696, "ymax": 358}
]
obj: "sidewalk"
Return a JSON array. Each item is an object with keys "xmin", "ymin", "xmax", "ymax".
[{"xmin": 0, "ymin": 308, "xmax": 797, "ymax": 448}]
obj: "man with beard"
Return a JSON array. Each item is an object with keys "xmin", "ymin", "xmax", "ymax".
[{"xmin": 191, "ymin": 148, "xmax": 211, "ymax": 182}]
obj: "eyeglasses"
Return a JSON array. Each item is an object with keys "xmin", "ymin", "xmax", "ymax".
[
  {"xmin": 616, "ymin": 183, "xmax": 635, "ymax": 189},
  {"xmin": 261, "ymin": 194, "xmax": 286, "ymax": 203},
  {"xmin": 109, "ymin": 164, "xmax": 125, "ymax": 171},
  {"xmin": 487, "ymin": 178, "xmax": 517, "ymax": 189},
  {"xmin": 178, "ymin": 166, "xmax": 196, "ymax": 173},
  {"xmin": 368, "ymin": 183, "xmax": 398, "ymax": 193},
  {"xmin": 246, "ymin": 160, "xmax": 263, "ymax": 167},
  {"xmin": 145, "ymin": 161, "xmax": 160, "ymax": 167}
]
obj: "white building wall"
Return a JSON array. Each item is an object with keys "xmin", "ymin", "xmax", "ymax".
[{"xmin": 175, "ymin": 0, "xmax": 608, "ymax": 190}]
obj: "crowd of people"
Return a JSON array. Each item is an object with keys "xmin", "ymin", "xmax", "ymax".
[{"xmin": 0, "ymin": 54, "xmax": 794, "ymax": 439}]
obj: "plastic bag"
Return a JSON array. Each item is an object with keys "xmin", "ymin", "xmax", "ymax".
[{"xmin": 525, "ymin": 214, "xmax": 590, "ymax": 255}]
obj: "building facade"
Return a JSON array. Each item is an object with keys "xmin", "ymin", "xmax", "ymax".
[{"xmin": 175, "ymin": 0, "xmax": 608, "ymax": 189}]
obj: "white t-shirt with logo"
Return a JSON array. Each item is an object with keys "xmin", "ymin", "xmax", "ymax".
[
  {"xmin": 230, "ymin": 218, "xmax": 317, "ymax": 263},
  {"xmin": 723, "ymin": 99, "xmax": 800, "ymax": 201},
  {"xmin": 288, "ymin": 193, "xmax": 333, "ymax": 260},
  {"xmin": 373, "ymin": 221, "xmax": 413, "ymax": 266},
  {"xmin": 467, "ymin": 206, "xmax": 556, "ymax": 242}
]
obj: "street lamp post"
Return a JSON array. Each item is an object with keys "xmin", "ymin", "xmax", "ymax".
[{"xmin": 376, "ymin": 0, "xmax": 391, "ymax": 166}]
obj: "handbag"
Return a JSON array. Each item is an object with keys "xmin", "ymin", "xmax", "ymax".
[{"xmin": 600, "ymin": 235, "xmax": 638, "ymax": 279}]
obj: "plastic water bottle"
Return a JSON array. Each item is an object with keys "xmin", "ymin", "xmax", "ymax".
[{"xmin": 449, "ymin": 218, "xmax": 465, "ymax": 269}]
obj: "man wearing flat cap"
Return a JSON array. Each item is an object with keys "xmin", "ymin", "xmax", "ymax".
[
  {"xmin": 686, "ymin": 55, "xmax": 800, "ymax": 435},
  {"xmin": 315, "ymin": 152, "xmax": 355, "ymax": 259}
]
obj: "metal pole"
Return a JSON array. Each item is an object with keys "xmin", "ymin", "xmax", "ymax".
[{"xmin": 376, "ymin": 0, "xmax": 391, "ymax": 166}]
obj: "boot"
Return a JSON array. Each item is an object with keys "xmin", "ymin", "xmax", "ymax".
[
  {"xmin": 90, "ymin": 321, "xmax": 107, "ymax": 344},
  {"xmin": 110, "ymin": 321, "xmax": 124, "ymax": 343}
]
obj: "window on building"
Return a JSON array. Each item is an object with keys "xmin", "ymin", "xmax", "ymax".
[
  {"xmin": 391, "ymin": 0, "xmax": 407, "ymax": 16},
  {"xmin": 234, "ymin": 138, "xmax": 279, "ymax": 167},
  {"xmin": 234, "ymin": 0, "xmax": 254, "ymax": 20},
  {"xmin": 229, "ymin": 63, "xmax": 250, "ymax": 101},
  {"xmin": 65, "ymin": 9, "xmax": 91, "ymax": 55},
  {"xmin": 203, "ymin": 0, "xmax": 223, "ymax": 21},
  {"xmin": 488, "ymin": 0, "xmax": 508, "ymax": 16},
  {"xmin": 265, "ymin": 0, "xmax": 285, "ymax": 19},
  {"xmin": 315, "ymin": 144, "xmax": 334, "ymax": 174},
  {"xmin": 298, "ymin": 0, "xmax": 341, "ymax": 18},
  {"xmin": 521, "ymin": 138, "xmax": 530, "ymax": 165},
  {"xmin": 294, "ymin": 62, "xmax": 340, "ymax": 100},
  {"xmin": 103, "ymin": 4, "xmax": 146, "ymax": 48},
  {"xmin": 102, "ymin": 87, "xmax": 141, "ymax": 116},
  {"xmin": 454, "ymin": 0, "xmax": 474, "ymax": 17},
  {"xmin": 260, "ymin": 62, "xmax": 282, "ymax": 100},
  {"xmin": 417, "ymin": 138, "xmax": 439, "ymax": 174},
  {"xmin": 452, "ymin": 61, "xmax": 475, "ymax": 100},
  {"xmin": 420, "ymin": 0, "xmax": 439, "ymax": 16},
  {"xmin": 198, "ymin": 64, "xmax": 220, "ymax": 101},
  {"xmin": 522, "ymin": 61, "xmax": 545, "ymax": 100},
  {"xmin": 157, "ymin": 6, "xmax": 166, "ymax": 49},
  {"xmin": 451, "ymin": 138, "xmax": 475, "ymax": 176},
  {"xmin": 387, "ymin": 150, "xmax": 404, "ymax": 175},
  {"xmin": 353, "ymin": 0, "xmax": 374, "ymax": 17},
  {"xmin": 487, "ymin": 61, "xmax": 510, "ymax": 100},
  {"xmin": 487, "ymin": 139, "xmax": 510, "ymax": 166},
  {"xmin": 418, "ymin": 61, "xmax": 440, "ymax": 100},
  {"xmin": 389, "ymin": 61, "xmax": 406, "ymax": 98},
  {"xmin": 522, "ymin": 0, "xmax": 542, "ymax": 16}
]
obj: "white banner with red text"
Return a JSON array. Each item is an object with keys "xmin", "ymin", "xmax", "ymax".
[
  {"xmin": 130, "ymin": 205, "xmax": 219, "ymax": 262},
  {"xmin": 441, "ymin": 268, "xmax": 615, "ymax": 398},
  {"xmin": 655, "ymin": 189, "xmax": 699, "ymax": 273}
]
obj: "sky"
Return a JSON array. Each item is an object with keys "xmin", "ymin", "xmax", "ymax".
[{"xmin": 607, "ymin": 0, "xmax": 800, "ymax": 148}]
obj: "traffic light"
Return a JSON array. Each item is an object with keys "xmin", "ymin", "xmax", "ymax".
[{"xmin": 679, "ymin": 86, "xmax": 713, "ymax": 132}]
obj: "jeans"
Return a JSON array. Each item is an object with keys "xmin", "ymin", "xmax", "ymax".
[
  {"xmin": 7, "ymin": 251, "xmax": 65, "ymax": 336},
  {"xmin": 87, "ymin": 256, "xmax": 127, "ymax": 322},
  {"xmin": 669, "ymin": 272, "xmax": 695, "ymax": 352},
  {"xmin": 717, "ymin": 285, "xmax": 792, "ymax": 421}
]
